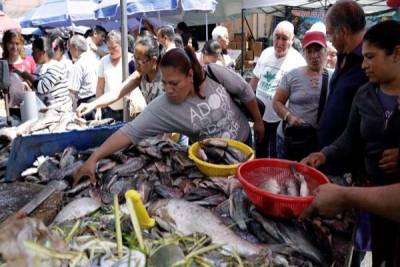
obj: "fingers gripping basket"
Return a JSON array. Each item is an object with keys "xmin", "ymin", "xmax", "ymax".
[{"xmin": 236, "ymin": 159, "xmax": 330, "ymax": 218}]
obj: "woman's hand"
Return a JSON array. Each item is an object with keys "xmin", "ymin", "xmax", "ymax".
[
  {"xmin": 301, "ymin": 152, "xmax": 327, "ymax": 167},
  {"xmin": 76, "ymin": 102, "xmax": 96, "ymax": 117},
  {"xmin": 379, "ymin": 148, "xmax": 399, "ymax": 173},
  {"xmin": 253, "ymin": 120, "xmax": 265, "ymax": 143},
  {"xmin": 73, "ymin": 157, "xmax": 98, "ymax": 186},
  {"xmin": 287, "ymin": 113, "xmax": 305, "ymax": 126}
]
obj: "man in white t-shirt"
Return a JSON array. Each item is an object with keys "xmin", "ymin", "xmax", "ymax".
[
  {"xmin": 250, "ymin": 21, "xmax": 306, "ymax": 158},
  {"xmin": 95, "ymin": 30, "xmax": 126, "ymax": 121}
]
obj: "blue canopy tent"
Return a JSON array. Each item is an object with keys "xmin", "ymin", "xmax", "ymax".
[{"xmin": 19, "ymin": 0, "xmax": 98, "ymax": 28}]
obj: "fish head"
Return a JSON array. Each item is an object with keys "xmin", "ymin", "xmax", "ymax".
[{"xmin": 148, "ymin": 200, "xmax": 177, "ymax": 232}]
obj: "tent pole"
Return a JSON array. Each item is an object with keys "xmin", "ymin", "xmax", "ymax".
[
  {"xmin": 120, "ymin": 0, "xmax": 129, "ymax": 122},
  {"xmin": 206, "ymin": 13, "xmax": 208, "ymax": 41},
  {"xmin": 241, "ymin": 8, "xmax": 244, "ymax": 75}
]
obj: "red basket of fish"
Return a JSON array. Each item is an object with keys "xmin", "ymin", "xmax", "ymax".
[{"xmin": 236, "ymin": 158, "xmax": 330, "ymax": 218}]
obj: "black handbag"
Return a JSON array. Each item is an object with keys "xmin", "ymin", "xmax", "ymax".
[
  {"xmin": 284, "ymin": 69, "xmax": 329, "ymax": 161},
  {"xmin": 205, "ymin": 65, "xmax": 265, "ymax": 121}
]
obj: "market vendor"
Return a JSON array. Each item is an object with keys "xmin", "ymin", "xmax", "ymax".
[
  {"xmin": 74, "ymin": 47, "xmax": 264, "ymax": 185},
  {"xmin": 301, "ymin": 20, "xmax": 400, "ymax": 267}
]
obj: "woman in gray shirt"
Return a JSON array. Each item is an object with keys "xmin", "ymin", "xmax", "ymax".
[
  {"xmin": 272, "ymin": 31, "xmax": 331, "ymax": 159},
  {"xmin": 74, "ymin": 47, "xmax": 264, "ymax": 185}
]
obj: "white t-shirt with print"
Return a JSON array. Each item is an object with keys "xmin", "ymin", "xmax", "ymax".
[{"xmin": 253, "ymin": 47, "xmax": 306, "ymax": 122}]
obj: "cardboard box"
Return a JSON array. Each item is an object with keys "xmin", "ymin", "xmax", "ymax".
[
  {"xmin": 253, "ymin": 41, "xmax": 263, "ymax": 57},
  {"xmin": 245, "ymin": 50, "xmax": 254, "ymax": 60}
]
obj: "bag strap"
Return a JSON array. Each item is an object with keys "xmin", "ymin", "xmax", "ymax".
[
  {"xmin": 205, "ymin": 64, "xmax": 220, "ymax": 85},
  {"xmin": 317, "ymin": 68, "xmax": 329, "ymax": 124}
]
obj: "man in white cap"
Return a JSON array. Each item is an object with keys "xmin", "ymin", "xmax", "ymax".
[{"xmin": 250, "ymin": 21, "xmax": 306, "ymax": 158}]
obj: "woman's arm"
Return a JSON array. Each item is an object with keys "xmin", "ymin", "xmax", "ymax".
[
  {"xmin": 77, "ymin": 71, "xmax": 142, "ymax": 116},
  {"xmin": 272, "ymin": 89, "xmax": 304, "ymax": 126},
  {"xmin": 73, "ymin": 130, "xmax": 132, "ymax": 185}
]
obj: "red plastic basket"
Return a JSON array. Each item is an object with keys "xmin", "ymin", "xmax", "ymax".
[{"xmin": 236, "ymin": 158, "xmax": 330, "ymax": 218}]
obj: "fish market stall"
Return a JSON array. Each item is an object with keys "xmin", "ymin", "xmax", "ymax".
[{"xmin": 0, "ymin": 130, "xmax": 354, "ymax": 266}]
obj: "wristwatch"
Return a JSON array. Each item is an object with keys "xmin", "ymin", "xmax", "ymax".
[{"xmin": 283, "ymin": 111, "xmax": 290, "ymax": 122}]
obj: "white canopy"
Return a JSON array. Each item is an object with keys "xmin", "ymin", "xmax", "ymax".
[{"xmin": 241, "ymin": 0, "xmax": 392, "ymax": 14}]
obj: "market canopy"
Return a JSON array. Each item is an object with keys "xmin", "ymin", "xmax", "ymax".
[
  {"xmin": 241, "ymin": 0, "xmax": 393, "ymax": 14},
  {"xmin": 95, "ymin": 0, "xmax": 217, "ymax": 21},
  {"xmin": 19, "ymin": 0, "xmax": 98, "ymax": 28},
  {"xmin": 0, "ymin": 11, "xmax": 21, "ymax": 34}
]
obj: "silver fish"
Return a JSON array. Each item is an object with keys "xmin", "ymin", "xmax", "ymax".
[
  {"xmin": 285, "ymin": 179, "xmax": 299, "ymax": 197},
  {"xmin": 149, "ymin": 199, "xmax": 268, "ymax": 256},
  {"xmin": 53, "ymin": 197, "xmax": 102, "ymax": 224},
  {"xmin": 259, "ymin": 179, "xmax": 281, "ymax": 194}
]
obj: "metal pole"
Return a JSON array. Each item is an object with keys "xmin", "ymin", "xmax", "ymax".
[
  {"xmin": 241, "ymin": 8, "xmax": 244, "ymax": 75},
  {"xmin": 120, "ymin": 0, "xmax": 129, "ymax": 121},
  {"xmin": 205, "ymin": 13, "xmax": 208, "ymax": 41}
]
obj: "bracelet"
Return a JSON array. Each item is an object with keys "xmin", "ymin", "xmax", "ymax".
[{"xmin": 283, "ymin": 111, "xmax": 290, "ymax": 121}]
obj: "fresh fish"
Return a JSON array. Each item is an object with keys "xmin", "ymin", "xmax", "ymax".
[
  {"xmin": 149, "ymin": 199, "xmax": 269, "ymax": 256},
  {"xmin": 229, "ymin": 188, "xmax": 249, "ymax": 230},
  {"xmin": 225, "ymin": 146, "xmax": 248, "ymax": 162},
  {"xmin": 197, "ymin": 148, "xmax": 208, "ymax": 162},
  {"xmin": 53, "ymin": 197, "xmax": 102, "ymax": 224},
  {"xmin": 37, "ymin": 157, "xmax": 63, "ymax": 181},
  {"xmin": 250, "ymin": 208, "xmax": 286, "ymax": 243},
  {"xmin": 192, "ymin": 193, "xmax": 226, "ymax": 206},
  {"xmin": 200, "ymin": 139, "xmax": 228, "ymax": 148},
  {"xmin": 66, "ymin": 180, "xmax": 91, "ymax": 196},
  {"xmin": 97, "ymin": 159, "xmax": 117, "ymax": 173},
  {"xmin": 111, "ymin": 157, "xmax": 146, "ymax": 176},
  {"xmin": 259, "ymin": 179, "xmax": 281, "ymax": 194},
  {"xmin": 59, "ymin": 146, "xmax": 77, "ymax": 169},
  {"xmin": 285, "ymin": 179, "xmax": 299, "ymax": 197},
  {"xmin": 290, "ymin": 165, "xmax": 309, "ymax": 197},
  {"xmin": 203, "ymin": 146, "xmax": 225, "ymax": 164},
  {"xmin": 223, "ymin": 150, "xmax": 240, "ymax": 165}
]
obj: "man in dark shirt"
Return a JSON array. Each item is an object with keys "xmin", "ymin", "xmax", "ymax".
[{"xmin": 318, "ymin": 0, "xmax": 368, "ymax": 175}]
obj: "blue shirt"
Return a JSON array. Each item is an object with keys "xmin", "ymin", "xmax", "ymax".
[{"xmin": 318, "ymin": 43, "xmax": 368, "ymax": 174}]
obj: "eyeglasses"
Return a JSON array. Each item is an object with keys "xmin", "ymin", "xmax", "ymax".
[{"xmin": 134, "ymin": 57, "xmax": 151, "ymax": 65}]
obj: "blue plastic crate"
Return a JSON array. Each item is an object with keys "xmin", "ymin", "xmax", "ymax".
[{"xmin": 5, "ymin": 123, "xmax": 124, "ymax": 182}]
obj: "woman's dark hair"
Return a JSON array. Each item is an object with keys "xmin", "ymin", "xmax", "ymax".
[
  {"xmin": 364, "ymin": 20, "xmax": 400, "ymax": 55},
  {"xmin": 160, "ymin": 47, "xmax": 205, "ymax": 99},
  {"xmin": 177, "ymin": 22, "xmax": 189, "ymax": 33},
  {"xmin": 134, "ymin": 35, "xmax": 160, "ymax": 62},
  {"xmin": 2, "ymin": 30, "xmax": 26, "ymax": 60},
  {"xmin": 202, "ymin": 40, "xmax": 221, "ymax": 56},
  {"xmin": 49, "ymin": 33, "xmax": 67, "ymax": 55},
  {"xmin": 32, "ymin": 36, "xmax": 51, "ymax": 56},
  {"xmin": 84, "ymin": 29, "xmax": 93, "ymax": 38}
]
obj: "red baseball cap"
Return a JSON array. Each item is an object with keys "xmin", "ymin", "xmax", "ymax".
[{"xmin": 302, "ymin": 31, "xmax": 327, "ymax": 48}]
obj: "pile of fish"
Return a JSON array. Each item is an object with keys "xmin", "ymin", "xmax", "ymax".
[
  {"xmin": 260, "ymin": 166, "xmax": 310, "ymax": 197},
  {"xmin": 0, "ymin": 137, "xmax": 354, "ymax": 266},
  {"xmin": 197, "ymin": 138, "xmax": 250, "ymax": 165},
  {"xmin": 0, "ymin": 111, "xmax": 115, "ymax": 141}
]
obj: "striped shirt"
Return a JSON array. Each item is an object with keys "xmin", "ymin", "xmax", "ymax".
[
  {"xmin": 36, "ymin": 60, "xmax": 72, "ymax": 112},
  {"xmin": 70, "ymin": 52, "xmax": 98, "ymax": 99}
]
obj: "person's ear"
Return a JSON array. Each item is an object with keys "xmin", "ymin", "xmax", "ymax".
[{"xmin": 393, "ymin": 45, "xmax": 400, "ymax": 63}]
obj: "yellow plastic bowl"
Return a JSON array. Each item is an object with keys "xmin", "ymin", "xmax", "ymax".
[{"xmin": 188, "ymin": 138, "xmax": 255, "ymax": 177}]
